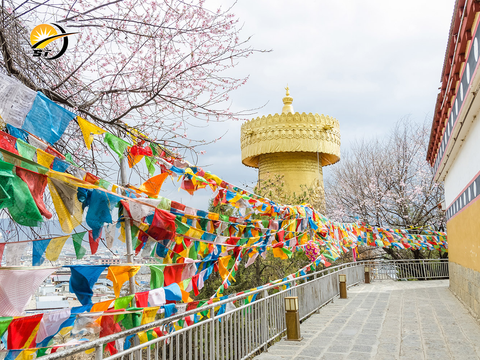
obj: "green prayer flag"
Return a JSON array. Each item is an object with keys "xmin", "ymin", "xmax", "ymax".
[
  {"xmin": 65, "ymin": 152, "xmax": 79, "ymax": 167},
  {"xmin": 198, "ymin": 218, "xmax": 209, "ymax": 231},
  {"xmin": 151, "ymin": 243, "xmax": 157, "ymax": 257},
  {"xmin": 148, "ymin": 264, "xmax": 165, "ymax": 289},
  {"xmin": 114, "ymin": 295, "xmax": 135, "ymax": 323},
  {"xmin": 0, "ymin": 317, "xmax": 12, "ymax": 338},
  {"xmin": 121, "ymin": 307, "xmax": 143, "ymax": 329},
  {"xmin": 16, "ymin": 139, "xmax": 37, "ymax": 171},
  {"xmin": 175, "ymin": 218, "xmax": 189, "ymax": 235},
  {"xmin": 280, "ymin": 247, "xmax": 293, "ymax": 258},
  {"xmin": 98, "ymin": 179, "xmax": 111, "ymax": 190},
  {"xmin": 0, "ymin": 174, "xmax": 43, "ymax": 226},
  {"xmin": 145, "ymin": 156, "xmax": 156, "ymax": 176},
  {"xmin": 0, "ymin": 159, "xmax": 13, "ymax": 177},
  {"xmin": 115, "ymin": 294, "xmax": 134, "ymax": 310},
  {"xmin": 188, "ymin": 244, "xmax": 198, "ymax": 260},
  {"xmin": 156, "ymin": 196, "xmax": 171, "ymax": 211},
  {"xmin": 104, "ymin": 133, "xmax": 131, "ymax": 159},
  {"xmin": 72, "ymin": 232, "xmax": 87, "ymax": 259},
  {"xmin": 36, "ymin": 347, "xmax": 49, "ymax": 357}
]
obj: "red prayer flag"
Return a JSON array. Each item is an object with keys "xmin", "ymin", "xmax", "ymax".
[
  {"xmin": 0, "ymin": 131, "xmax": 18, "ymax": 155},
  {"xmin": 163, "ymin": 264, "xmax": 185, "ymax": 286},
  {"xmin": 7, "ymin": 313, "xmax": 43, "ymax": 349},
  {"xmin": 45, "ymin": 146, "xmax": 65, "ymax": 160},
  {"xmin": 99, "ymin": 313, "xmax": 122, "ymax": 355},
  {"xmin": 88, "ymin": 229, "xmax": 102, "ymax": 255},
  {"xmin": 15, "ymin": 167, "xmax": 52, "ymax": 219},
  {"xmin": 192, "ymin": 274, "xmax": 200, "ymax": 296},
  {"xmin": 135, "ymin": 292, "xmax": 149, "ymax": 307},
  {"xmin": 130, "ymin": 145, "xmax": 153, "ymax": 157},
  {"xmin": 0, "ymin": 243, "xmax": 5, "ymax": 266},
  {"xmin": 147, "ymin": 209, "xmax": 176, "ymax": 241},
  {"xmin": 171, "ymin": 201, "xmax": 185, "ymax": 211},
  {"xmin": 84, "ymin": 172, "xmax": 100, "ymax": 185}
]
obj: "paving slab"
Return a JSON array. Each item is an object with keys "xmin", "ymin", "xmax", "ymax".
[{"xmin": 253, "ymin": 280, "xmax": 480, "ymax": 360}]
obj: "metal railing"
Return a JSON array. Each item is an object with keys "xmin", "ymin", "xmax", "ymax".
[
  {"xmin": 42, "ymin": 259, "xmax": 448, "ymax": 360},
  {"xmin": 369, "ymin": 259, "xmax": 449, "ymax": 281}
]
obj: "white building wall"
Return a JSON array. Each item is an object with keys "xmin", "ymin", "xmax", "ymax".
[{"xmin": 444, "ymin": 116, "xmax": 480, "ymax": 206}]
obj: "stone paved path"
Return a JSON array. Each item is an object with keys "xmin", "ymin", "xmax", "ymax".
[{"xmin": 253, "ymin": 280, "xmax": 480, "ymax": 360}]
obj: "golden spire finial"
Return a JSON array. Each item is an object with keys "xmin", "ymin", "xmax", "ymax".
[{"xmin": 282, "ymin": 85, "xmax": 294, "ymax": 114}]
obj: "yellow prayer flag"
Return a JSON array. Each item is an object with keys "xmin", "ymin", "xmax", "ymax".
[
  {"xmin": 141, "ymin": 307, "xmax": 160, "ymax": 325},
  {"xmin": 15, "ymin": 350, "xmax": 36, "ymax": 360},
  {"xmin": 137, "ymin": 331, "xmax": 149, "ymax": 344},
  {"xmin": 218, "ymin": 255, "xmax": 232, "ymax": 281},
  {"xmin": 90, "ymin": 299, "xmax": 114, "ymax": 313},
  {"xmin": 37, "ymin": 149, "xmax": 55, "ymax": 168},
  {"xmin": 106, "ymin": 266, "xmax": 141, "ymax": 298},
  {"xmin": 77, "ymin": 117, "xmax": 106, "ymax": 150},
  {"xmin": 45, "ymin": 236, "xmax": 69, "ymax": 261},
  {"xmin": 185, "ymin": 227, "xmax": 203, "ymax": 239}
]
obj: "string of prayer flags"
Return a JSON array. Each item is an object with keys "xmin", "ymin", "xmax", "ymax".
[
  {"xmin": 77, "ymin": 117, "xmax": 106, "ymax": 150},
  {"xmin": 22, "ymin": 92, "xmax": 76, "ymax": 145},
  {"xmin": 68, "ymin": 265, "xmax": 109, "ymax": 306},
  {"xmin": 107, "ymin": 266, "xmax": 141, "ymax": 298},
  {"xmin": 0, "ymin": 267, "xmax": 57, "ymax": 316}
]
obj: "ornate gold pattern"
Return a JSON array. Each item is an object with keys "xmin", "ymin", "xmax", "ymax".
[{"xmin": 240, "ymin": 112, "xmax": 341, "ymax": 168}]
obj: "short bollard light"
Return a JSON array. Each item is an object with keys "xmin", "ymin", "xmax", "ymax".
[
  {"xmin": 284, "ymin": 296, "xmax": 302, "ymax": 341},
  {"xmin": 365, "ymin": 266, "xmax": 370, "ymax": 284},
  {"xmin": 339, "ymin": 274, "xmax": 347, "ymax": 299}
]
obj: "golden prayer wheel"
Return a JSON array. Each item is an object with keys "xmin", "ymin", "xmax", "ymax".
[{"xmin": 240, "ymin": 87, "xmax": 341, "ymax": 212}]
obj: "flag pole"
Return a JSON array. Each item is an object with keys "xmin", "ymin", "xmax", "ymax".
[{"xmin": 120, "ymin": 155, "xmax": 136, "ymax": 297}]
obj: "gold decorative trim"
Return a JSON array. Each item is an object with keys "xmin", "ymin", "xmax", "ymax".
[{"xmin": 241, "ymin": 112, "xmax": 340, "ymax": 168}]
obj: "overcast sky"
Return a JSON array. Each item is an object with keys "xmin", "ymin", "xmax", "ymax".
[{"xmin": 159, "ymin": 0, "xmax": 454, "ymax": 210}]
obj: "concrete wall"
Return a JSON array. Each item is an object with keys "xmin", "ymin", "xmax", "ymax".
[
  {"xmin": 449, "ymin": 262, "xmax": 480, "ymax": 318},
  {"xmin": 444, "ymin": 113, "xmax": 480, "ymax": 316}
]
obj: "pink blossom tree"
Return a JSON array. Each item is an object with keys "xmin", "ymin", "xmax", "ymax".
[
  {"xmin": 0, "ymin": 0, "xmax": 264, "ymax": 173},
  {"xmin": 325, "ymin": 119, "xmax": 446, "ymax": 259}
]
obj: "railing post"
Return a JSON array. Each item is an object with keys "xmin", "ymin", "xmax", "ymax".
[
  {"xmin": 422, "ymin": 260, "xmax": 427, "ymax": 280},
  {"xmin": 210, "ymin": 307, "xmax": 215, "ymax": 360},
  {"xmin": 95, "ymin": 345, "xmax": 103, "ymax": 360},
  {"xmin": 262, "ymin": 289, "xmax": 268, "ymax": 351}
]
